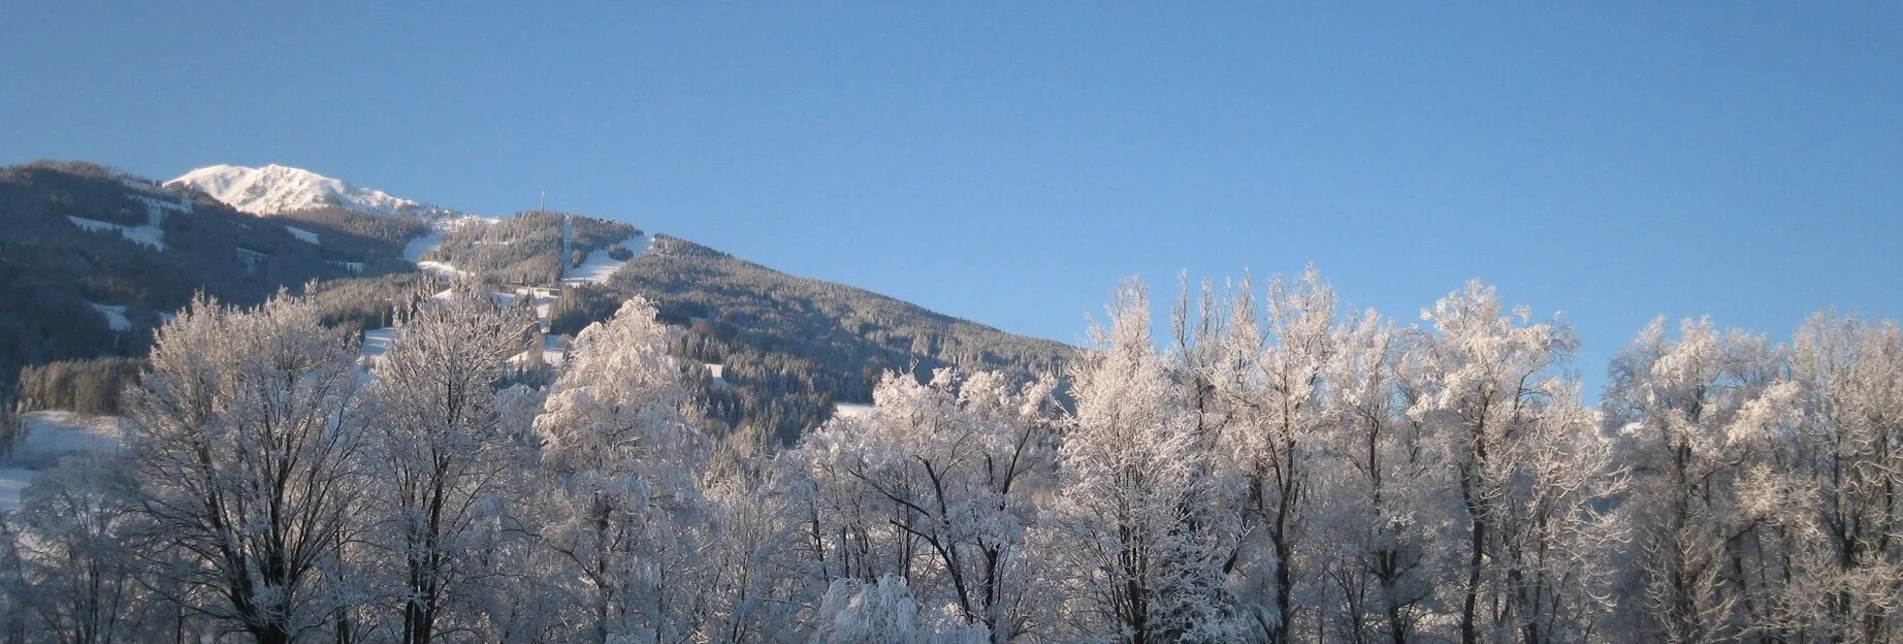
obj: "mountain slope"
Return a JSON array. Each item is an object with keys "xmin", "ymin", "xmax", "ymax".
[
  {"xmin": 8, "ymin": 160, "xmax": 1075, "ymax": 445},
  {"xmin": 0, "ymin": 161, "xmax": 426, "ymax": 392},
  {"xmin": 168, "ymin": 164, "xmax": 449, "ymax": 218},
  {"xmin": 564, "ymin": 234, "xmax": 1076, "ymax": 443}
]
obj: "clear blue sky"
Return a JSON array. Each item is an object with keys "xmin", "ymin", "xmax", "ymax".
[{"xmin": 5, "ymin": 2, "xmax": 1900, "ymax": 393}]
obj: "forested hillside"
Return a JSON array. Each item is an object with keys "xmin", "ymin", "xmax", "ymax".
[
  {"xmin": 0, "ymin": 161, "xmax": 418, "ymax": 395},
  {"xmin": 591, "ymin": 234, "xmax": 1076, "ymax": 443},
  {"xmin": 2, "ymin": 161, "xmax": 1078, "ymax": 446},
  {"xmin": 424, "ymin": 210, "xmax": 639, "ymax": 284}
]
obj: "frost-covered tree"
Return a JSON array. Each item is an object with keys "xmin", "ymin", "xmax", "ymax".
[
  {"xmin": 12, "ymin": 454, "xmax": 148, "ymax": 643},
  {"xmin": 1039, "ymin": 279, "xmax": 1241, "ymax": 643},
  {"xmin": 122, "ymin": 291, "xmax": 368, "ymax": 644},
  {"xmin": 1185, "ymin": 269, "xmax": 1337, "ymax": 642},
  {"xmin": 363, "ymin": 283, "xmax": 542, "ymax": 643},
  {"xmin": 1308, "ymin": 308, "xmax": 1442, "ymax": 644},
  {"xmin": 534, "ymin": 296, "xmax": 715, "ymax": 643},
  {"xmin": 696, "ymin": 448, "xmax": 812, "ymax": 644},
  {"xmin": 1403, "ymin": 282, "xmax": 1623, "ymax": 643},
  {"xmin": 1601, "ymin": 318, "xmax": 1787, "ymax": 643},
  {"xmin": 1785, "ymin": 314, "xmax": 1903, "ymax": 641},
  {"xmin": 793, "ymin": 369, "xmax": 1058, "ymax": 642},
  {"xmin": 807, "ymin": 575, "xmax": 989, "ymax": 644}
]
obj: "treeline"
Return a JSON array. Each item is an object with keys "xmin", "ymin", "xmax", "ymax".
[
  {"xmin": 4, "ymin": 271, "xmax": 1896, "ymax": 643},
  {"xmin": 14, "ymin": 356, "xmax": 144, "ymax": 415}
]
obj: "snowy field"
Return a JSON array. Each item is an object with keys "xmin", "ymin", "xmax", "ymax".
[{"xmin": 0, "ymin": 412, "xmax": 125, "ymax": 511}]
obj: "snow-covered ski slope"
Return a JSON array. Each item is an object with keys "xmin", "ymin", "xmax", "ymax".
[
  {"xmin": 0, "ymin": 412, "xmax": 124, "ymax": 511},
  {"xmin": 64, "ymin": 193, "xmax": 187, "ymax": 251},
  {"xmin": 563, "ymin": 233, "xmax": 649, "ymax": 285}
]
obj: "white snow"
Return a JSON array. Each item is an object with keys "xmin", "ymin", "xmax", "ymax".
[
  {"xmin": 286, "ymin": 225, "xmax": 319, "ymax": 244},
  {"xmin": 562, "ymin": 234, "xmax": 648, "ymax": 286},
  {"xmin": 88, "ymin": 302, "xmax": 133, "ymax": 332},
  {"xmin": 704, "ymin": 363, "xmax": 728, "ymax": 389},
  {"xmin": 417, "ymin": 261, "xmax": 466, "ymax": 278},
  {"xmin": 134, "ymin": 194, "xmax": 192, "ymax": 215},
  {"xmin": 167, "ymin": 164, "xmax": 449, "ymax": 218},
  {"xmin": 360, "ymin": 328, "xmax": 398, "ymax": 360},
  {"xmin": 67, "ymin": 210, "xmax": 166, "ymax": 250},
  {"xmin": 404, "ymin": 227, "xmax": 446, "ymax": 263},
  {"xmin": 0, "ymin": 412, "xmax": 125, "ymax": 512},
  {"xmin": 403, "ymin": 219, "xmax": 487, "ymax": 277},
  {"xmin": 833, "ymin": 403, "xmax": 876, "ymax": 421},
  {"xmin": 236, "ymin": 247, "xmax": 268, "ymax": 268},
  {"xmin": 329, "ymin": 260, "xmax": 365, "ymax": 273},
  {"xmin": 67, "ymin": 216, "xmax": 118, "ymax": 233}
]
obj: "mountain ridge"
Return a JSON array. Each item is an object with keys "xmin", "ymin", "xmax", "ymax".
[{"xmin": 167, "ymin": 164, "xmax": 453, "ymax": 219}]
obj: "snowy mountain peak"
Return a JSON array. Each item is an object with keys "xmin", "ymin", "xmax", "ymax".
[{"xmin": 166, "ymin": 164, "xmax": 450, "ymax": 218}]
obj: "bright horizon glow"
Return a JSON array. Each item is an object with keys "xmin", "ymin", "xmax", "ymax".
[{"xmin": 5, "ymin": 3, "xmax": 1899, "ymax": 395}]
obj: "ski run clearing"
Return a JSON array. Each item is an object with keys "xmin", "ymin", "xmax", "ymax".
[
  {"xmin": 66, "ymin": 193, "xmax": 190, "ymax": 251},
  {"xmin": 563, "ymin": 233, "xmax": 648, "ymax": 285},
  {"xmin": 88, "ymin": 302, "xmax": 133, "ymax": 331},
  {"xmin": 285, "ymin": 225, "xmax": 320, "ymax": 244}
]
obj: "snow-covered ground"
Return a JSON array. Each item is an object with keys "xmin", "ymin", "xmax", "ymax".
[
  {"xmin": 417, "ymin": 261, "xmax": 466, "ymax": 277},
  {"xmin": 403, "ymin": 227, "xmax": 446, "ymax": 263},
  {"xmin": 832, "ymin": 403, "xmax": 876, "ymax": 421},
  {"xmin": 286, "ymin": 225, "xmax": 320, "ymax": 244},
  {"xmin": 404, "ymin": 221, "xmax": 475, "ymax": 277},
  {"xmin": 562, "ymin": 234, "xmax": 648, "ymax": 285},
  {"xmin": 67, "ymin": 214, "xmax": 165, "ymax": 250},
  {"xmin": 89, "ymin": 302, "xmax": 133, "ymax": 331},
  {"xmin": 0, "ymin": 412, "xmax": 125, "ymax": 512},
  {"xmin": 65, "ymin": 193, "xmax": 184, "ymax": 251},
  {"xmin": 360, "ymin": 328, "xmax": 398, "ymax": 360}
]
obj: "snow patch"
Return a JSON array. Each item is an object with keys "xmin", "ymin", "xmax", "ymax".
[
  {"xmin": 526, "ymin": 334, "xmax": 568, "ymax": 366},
  {"xmin": 417, "ymin": 261, "xmax": 466, "ymax": 278},
  {"xmin": 286, "ymin": 225, "xmax": 319, "ymax": 244},
  {"xmin": 403, "ymin": 228, "xmax": 447, "ymax": 263},
  {"xmin": 237, "ymin": 247, "xmax": 267, "ymax": 268},
  {"xmin": 88, "ymin": 302, "xmax": 132, "ymax": 332},
  {"xmin": 360, "ymin": 328, "xmax": 398, "ymax": 360},
  {"xmin": 562, "ymin": 233, "xmax": 648, "ymax": 286},
  {"xmin": 67, "ymin": 211, "xmax": 166, "ymax": 251},
  {"xmin": 833, "ymin": 403, "xmax": 876, "ymax": 421}
]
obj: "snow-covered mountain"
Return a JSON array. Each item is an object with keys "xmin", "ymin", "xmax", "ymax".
[{"xmin": 167, "ymin": 164, "xmax": 450, "ymax": 218}]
